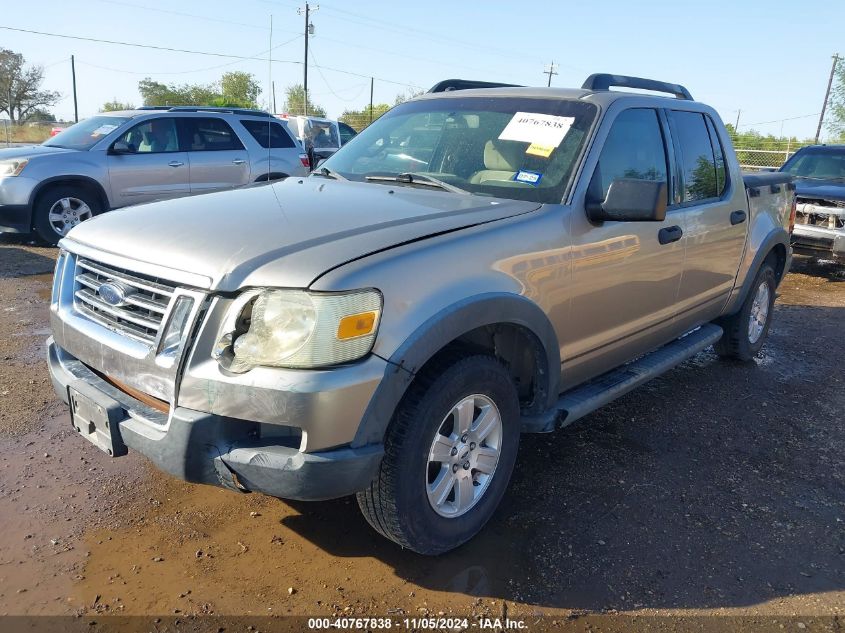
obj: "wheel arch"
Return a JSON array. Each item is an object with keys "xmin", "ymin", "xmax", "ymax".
[
  {"xmin": 29, "ymin": 176, "xmax": 110, "ymax": 229},
  {"xmin": 726, "ymin": 228, "xmax": 790, "ymax": 316},
  {"xmin": 352, "ymin": 293, "xmax": 560, "ymax": 447}
]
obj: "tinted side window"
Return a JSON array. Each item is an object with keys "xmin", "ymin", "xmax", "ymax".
[
  {"xmin": 241, "ymin": 119, "xmax": 296, "ymax": 149},
  {"xmin": 185, "ymin": 118, "xmax": 244, "ymax": 151},
  {"xmin": 117, "ymin": 118, "xmax": 180, "ymax": 153},
  {"xmin": 591, "ymin": 108, "xmax": 668, "ymax": 203},
  {"xmin": 669, "ymin": 111, "xmax": 719, "ymax": 202},
  {"xmin": 705, "ymin": 116, "xmax": 727, "ymax": 196}
]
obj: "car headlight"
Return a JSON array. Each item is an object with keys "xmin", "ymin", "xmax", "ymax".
[
  {"xmin": 0, "ymin": 159, "xmax": 29, "ymax": 177},
  {"xmin": 213, "ymin": 288, "xmax": 382, "ymax": 371}
]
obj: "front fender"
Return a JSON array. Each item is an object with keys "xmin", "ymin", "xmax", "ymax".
[{"xmin": 351, "ymin": 292, "xmax": 560, "ymax": 447}]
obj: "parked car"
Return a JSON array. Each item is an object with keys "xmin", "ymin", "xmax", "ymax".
[
  {"xmin": 779, "ymin": 144, "xmax": 845, "ymax": 260},
  {"xmin": 277, "ymin": 114, "xmax": 357, "ymax": 166},
  {"xmin": 0, "ymin": 106, "xmax": 309, "ymax": 245},
  {"xmin": 47, "ymin": 74, "xmax": 794, "ymax": 554}
]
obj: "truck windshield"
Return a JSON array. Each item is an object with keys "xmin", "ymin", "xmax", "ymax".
[
  {"xmin": 321, "ymin": 97, "xmax": 597, "ymax": 204},
  {"xmin": 782, "ymin": 148, "xmax": 845, "ymax": 180},
  {"xmin": 43, "ymin": 116, "xmax": 130, "ymax": 151}
]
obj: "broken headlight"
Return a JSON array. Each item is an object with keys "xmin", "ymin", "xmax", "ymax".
[{"xmin": 213, "ymin": 289, "xmax": 382, "ymax": 372}]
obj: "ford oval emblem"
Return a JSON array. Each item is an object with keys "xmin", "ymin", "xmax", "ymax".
[{"xmin": 98, "ymin": 282, "xmax": 128, "ymax": 307}]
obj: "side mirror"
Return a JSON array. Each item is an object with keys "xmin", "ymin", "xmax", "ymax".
[
  {"xmin": 109, "ymin": 140, "xmax": 134, "ymax": 155},
  {"xmin": 586, "ymin": 178, "xmax": 667, "ymax": 222}
]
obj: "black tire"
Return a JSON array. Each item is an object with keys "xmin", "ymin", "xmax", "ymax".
[
  {"xmin": 714, "ymin": 260, "xmax": 777, "ymax": 361},
  {"xmin": 33, "ymin": 185, "xmax": 101, "ymax": 246},
  {"xmin": 356, "ymin": 353, "xmax": 520, "ymax": 555}
]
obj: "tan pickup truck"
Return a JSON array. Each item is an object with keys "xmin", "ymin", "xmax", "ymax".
[{"xmin": 47, "ymin": 74, "xmax": 795, "ymax": 554}]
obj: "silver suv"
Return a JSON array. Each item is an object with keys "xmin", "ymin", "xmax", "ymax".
[
  {"xmin": 0, "ymin": 106, "xmax": 310, "ymax": 244},
  {"xmin": 47, "ymin": 75, "xmax": 794, "ymax": 555}
]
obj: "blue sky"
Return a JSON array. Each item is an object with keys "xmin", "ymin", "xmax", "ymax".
[{"xmin": 1, "ymin": 0, "xmax": 842, "ymax": 140}]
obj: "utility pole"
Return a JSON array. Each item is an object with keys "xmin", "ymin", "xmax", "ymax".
[
  {"xmin": 272, "ymin": 81, "xmax": 277, "ymax": 113},
  {"xmin": 815, "ymin": 53, "xmax": 841, "ymax": 144},
  {"xmin": 543, "ymin": 61, "xmax": 558, "ymax": 87},
  {"xmin": 71, "ymin": 54, "xmax": 78, "ymax": 123},
  {"xmin": 734, "ymin": 109, "xmax": 741, "ymax": 132},
  {"xmin": 297, "ymin": 3, "xmax": 318, "ymax": 116},
  {"xmin": 369, "ymin": 77, "xmax": 374, "ymax": 124}
]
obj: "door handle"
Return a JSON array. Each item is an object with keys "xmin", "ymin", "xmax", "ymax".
[
  {"xmin": 168, "ymin": 160, "xmax": 184, "ymax": 167},
  {"xmin": 232, "ymin": 159, "xmax": 247, "ymax": 165},
  {"xmin": 730, "ymin": 210, "xmax": 747, "ymax": 225},
  {"xmin": 658, "ymin": 225, "xmax": 683, "ymax": 245}
]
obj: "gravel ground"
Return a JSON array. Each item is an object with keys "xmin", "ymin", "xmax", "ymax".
[{"xmin": 0, "ymin": 233, "xmax": 842, "ymax": 629}]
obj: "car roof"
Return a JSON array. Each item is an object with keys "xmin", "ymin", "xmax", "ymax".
[{"xmin": 411, "ymin": 85, "xmax": 706, "ymax": 108}]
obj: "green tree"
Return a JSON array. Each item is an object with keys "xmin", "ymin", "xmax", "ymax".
[
  {"xmin": 0, "ymin": 49, "xmax": 60, "ymax": 123},
  {"xmin": 22, "ymin": 108, "xmax": 56, "ymax": 123},
  {"xmin": 138, "ymin": 78, "xmax": 218, "ymax": 106},
  {"xmin": 220, "ymin": 72, "xmax": 261, "ymax": 108},
  {"xmin": 339, "ymin": 103, "xmax": 390, "ymax": 131},
  {"xmin": 101, "ymin": 99, "xmax": 136, "ymax": 112},
  {"xmin": 826, "ymin": 57, "xmax": 845, "ymax": 141},
  {"xmin": 283, "ymin": 84, "xmax": 326, "ymax": 117}
]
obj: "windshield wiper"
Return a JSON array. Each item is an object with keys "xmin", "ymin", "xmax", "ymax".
[
  {"xmin": 313, "ymin": 166, "xmax": 347, "ymax": 181},
  {"xmin": 365, "ymin": 172, "xmax": 468, "ymax": 194}
]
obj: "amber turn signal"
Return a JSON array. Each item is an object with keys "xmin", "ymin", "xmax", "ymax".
[{"xmin": 336, "ymin": 311, "xmax": 378, "ymax": 340}]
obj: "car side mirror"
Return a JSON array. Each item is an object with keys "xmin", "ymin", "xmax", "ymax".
[
  {"xmin": 586, "ymin": 178, "xmax": 668, "ymax": 222},
  {"xmin": 109, "ymin": 140, "xmax": 134, "ymax": 155}
]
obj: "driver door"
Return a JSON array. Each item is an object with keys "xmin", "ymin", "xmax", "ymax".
[
  {"xmin": 561, "ymin": 107, "xmax": 686, "ymax": 389},
  {"xmin": 106, "ymin": 117, "xmax": 190, "ymax": 207}
]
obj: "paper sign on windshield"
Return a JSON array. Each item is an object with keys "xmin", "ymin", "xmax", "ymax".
[
  {"xmin": 498, "ymin": 112, "xmax": 574, "ymax": 148},
  {"xmin": 90, "ymin": 124, "xmax": 119, "ymax": 138}
]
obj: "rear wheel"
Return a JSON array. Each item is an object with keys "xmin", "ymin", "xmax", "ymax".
[
  {"xmin": 356, "ymin": 354, "xmax": 520, "ymax": 555},
  {"xmin": 33, "ymin": 185, "xmax": 101, "ymax": 246},
  {"xmin": 714, "ymin": 260, "xmax": 777, "ymax": 361}
]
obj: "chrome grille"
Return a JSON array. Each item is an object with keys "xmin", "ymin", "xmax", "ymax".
[{"xmin": 73, "ymin": 258, "xmax": 176, "ymax": 344}]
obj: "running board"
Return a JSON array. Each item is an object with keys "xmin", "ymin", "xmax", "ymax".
[{"xmin": 521, "ymin": 324, "xmax": 723, "ymax": 433}]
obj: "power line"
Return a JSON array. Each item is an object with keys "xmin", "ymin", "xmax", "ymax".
[
  {"xmin": 308, "ymin": 48, "xmax": 368, "ymax": 102},
  {"xmin": 3, "ymin": 24, "xmax": 422, "ymax": 96},
  {"xmin": 76, "ymin": 34, "xmax": 304, "ymax": 76},
  {"xmin": 0, "ymin": 25, "xmax": 302, "ymax": 63},
  {"xmin": 740, "ymin": 112, "xmax": 822, "ymax": 127},
  {"xmin": 93, "ymin": 0, "xmax": 289, "ymax": 33}
]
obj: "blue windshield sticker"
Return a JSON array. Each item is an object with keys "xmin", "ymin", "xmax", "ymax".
[{"xmin": 514, "ymin": 170, "xmax": 543, "ymax": 185}]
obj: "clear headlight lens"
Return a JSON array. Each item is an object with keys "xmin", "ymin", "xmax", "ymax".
[
  {"xmin": 0, "ymin": 159, "xmax": 29, "ymax": 177},
  {"xmin": 214, "ymin": 289, "xmax": 382, "ymax": 371}
]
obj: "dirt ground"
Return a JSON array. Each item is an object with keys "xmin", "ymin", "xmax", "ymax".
[{"xmin": 0, "ymin": 233, "xmax": 842, "ymax": 630}]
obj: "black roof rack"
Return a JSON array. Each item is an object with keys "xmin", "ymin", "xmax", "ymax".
[
  {"xmin": 427, "ymin": 79, "xmax": 523, "ymax": 93},
  {"xmin": 137, "ymin": 105, "xmax": 272, "ymax": 117},
  {"xmin": 581, "ymin": 74, "xmax": 693, "ymax": 100}
]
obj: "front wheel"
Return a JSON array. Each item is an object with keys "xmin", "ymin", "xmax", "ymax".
[
  {"xmin": 33, "ymin": 186, "xmax": 101, "ymax": 246},
  {"xmin": 357, "ymin": 354, "xmax": 520, "ymax": 555},
  {"xmin": 714, "ymin": 260, "xmax": 777, "ymax": 361}
]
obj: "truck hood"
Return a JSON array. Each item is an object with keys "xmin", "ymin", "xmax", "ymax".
[
  {"xmin": 62, "ymin": 178, "xmax": 540, "ymax": 291},
  {"xmin": 793, "ymin": 177, "xmax": 845, "ymax": 202},
  {"xmin": 0, "ymin": 145, "xmax": 78, "ymax": 161}
]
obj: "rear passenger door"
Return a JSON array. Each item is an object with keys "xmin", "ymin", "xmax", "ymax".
[
  {"xmin": 666, "ymin": 111, "xmax": 747, "ymax": 328},
  {"xmin": 181, "ymin": 117, "xmax": 251, "ymax": 194}
]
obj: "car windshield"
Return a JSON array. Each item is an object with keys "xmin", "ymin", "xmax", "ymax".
[
  {"xmin": 782, "ymin": 148, "xmax": 845, "ymax": 180},
  {"xmin": 321, "ymin": 96, "xmax": 597, "ymax": 204},
  {"xmin": 43, "ymin": 115, "xmax": 130, "ymax": 150}
]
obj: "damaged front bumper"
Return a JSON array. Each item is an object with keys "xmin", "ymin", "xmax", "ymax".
[
  {"xmin": 47, "ymin": 338, "xmax": 384, "ymax": 501},
  {"xmin": 792, "ymin": 202, "xmax": 845, "ymax": 259}
]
